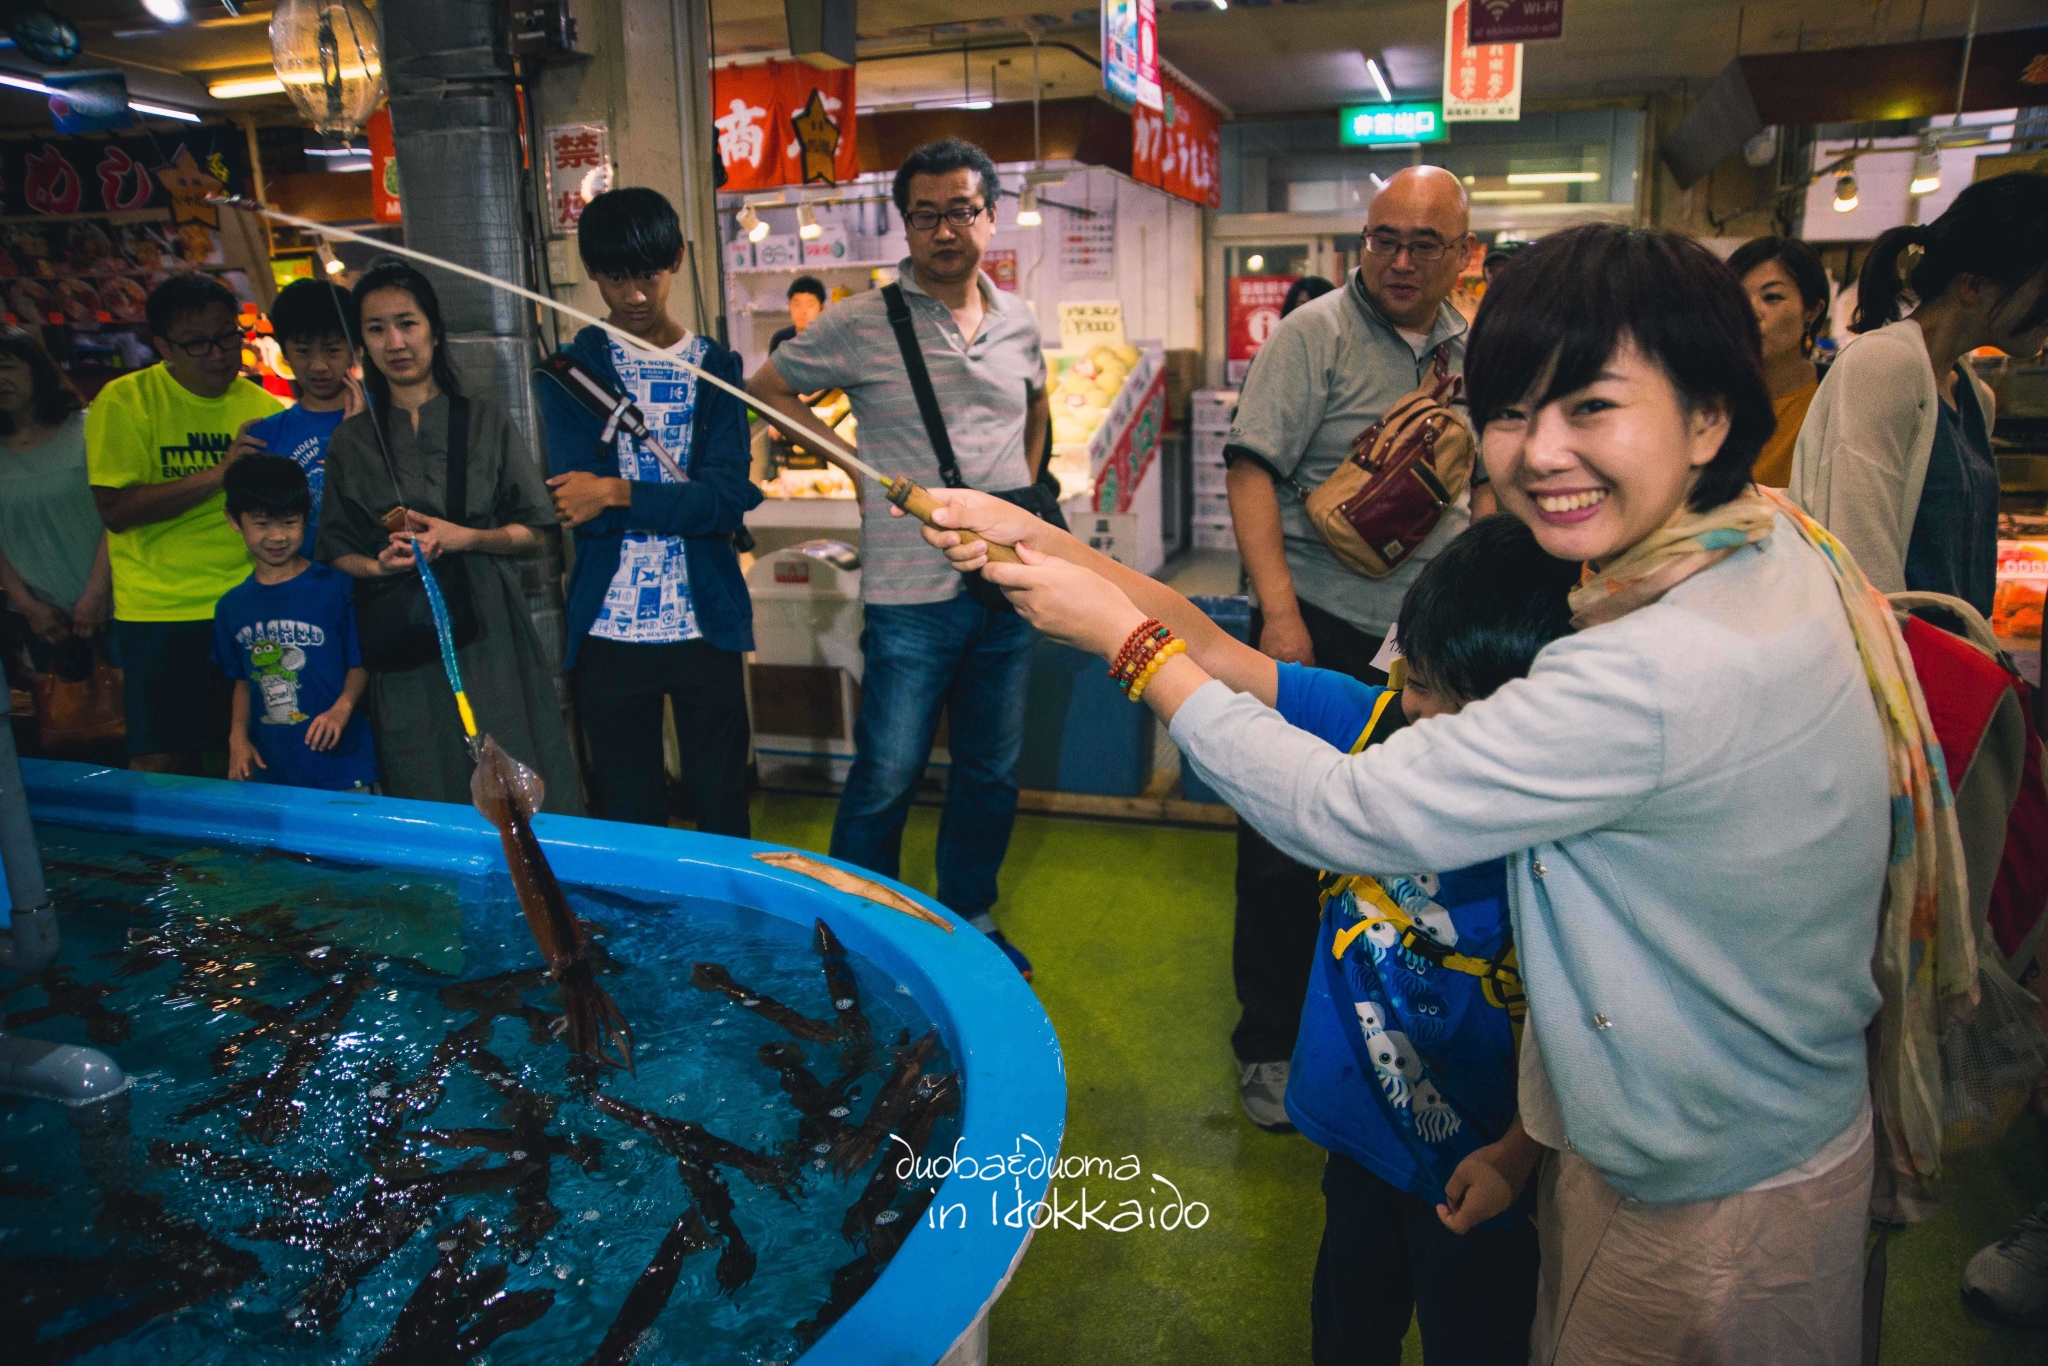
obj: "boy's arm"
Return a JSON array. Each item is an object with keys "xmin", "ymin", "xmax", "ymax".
[
  {"xmin": 226, "ymin": 680, "xmax": 262, "ymax": 780},
  {"xmin": 1436, "ymin": 1116, "xmax": 1544, "ymax": 1234},
  {"xmin": 915, "ymin": 489, "xmax": 1280, "ymax": 703},
  {"xmin": 304, "ymin": 666, "xmax": 367, "ymax": 752}
]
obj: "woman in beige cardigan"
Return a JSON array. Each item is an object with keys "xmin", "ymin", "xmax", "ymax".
[{"xmin": 1790, "ymin": 174, "xmax": 2048, "ymax": 614}]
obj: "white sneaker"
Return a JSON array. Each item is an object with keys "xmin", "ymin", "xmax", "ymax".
[
  {"xmin": 1237, "ymin": 1061, "xmax": 1295, "ymax": 1131},
  {"xmin": 1961, "ymin": 1201, "xmax": 2048, "ymax": 1329}
]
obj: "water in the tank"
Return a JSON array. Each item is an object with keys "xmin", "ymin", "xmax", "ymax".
[{"xmin": 2, "ymin": 827, "xmax": 963, "ymax": 1365}]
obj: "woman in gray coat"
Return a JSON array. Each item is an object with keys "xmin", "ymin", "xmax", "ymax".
[{"xmin": 317, "ymin": 262, "xmax": 583, "ymax": 815}]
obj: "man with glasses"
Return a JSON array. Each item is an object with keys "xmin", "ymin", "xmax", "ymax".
[
  {"xmin": 1220, "ymin": 165, "xmax": 1492, "ymax": 1128},
  {"xmin": 748, "ymin": 137, "xmax": 1050, "ymax": 980},
  {"xmin": 87, "ymin": 274, "xmax": 279, "ymax": 773}
]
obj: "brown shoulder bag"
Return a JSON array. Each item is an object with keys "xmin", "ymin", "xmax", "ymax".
[{"xmin": 1292, "ymin": 346, "xmax": 1475, "ymax": 579}]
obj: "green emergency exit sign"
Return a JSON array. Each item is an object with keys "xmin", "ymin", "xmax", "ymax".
[{"xmin": 1339, "ymin": 102, "xmax": 1448, "ymax": 146}]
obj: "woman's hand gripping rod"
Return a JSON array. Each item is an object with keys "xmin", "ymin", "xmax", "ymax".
[{"xmin": 211, "ymin": 196, "xmax": 1021, "ymax": 566}]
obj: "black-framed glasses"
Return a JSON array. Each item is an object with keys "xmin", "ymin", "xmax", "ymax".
[
  {"xmin": 1362, "ymin": 231, "xmax": 1457, "ymax": 263},
  {"xmin": 167, "ymin": 329, "xmax": 243, "ymax": 358},
  {"xmin": 904, "ymin": 204, "xmax": 989, "ymax": 232}
]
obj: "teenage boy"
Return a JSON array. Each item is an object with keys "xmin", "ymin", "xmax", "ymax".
[
  {"xmin": 769, "ymin": 275, "xmax": 828, "ymax": 353},
  {"xmin": 212, "ymin": 455, "xmax": 375, "ymax": 793},
  {"xmin": 748, "ymin": 137, "xmax": 1051, "ymax": 979},
  {"xmin": 537, "ymin": 186, "xmax": 760, "ymax": 833},
  {"xmin": 242, "ymin": 278, "xmax": 362, "ymax": 548},
  {"xmin": 920, "ymin": 502, "xmax": 1575, "ymax": 1363},
  {"xmin": 87, "ymin": 274, "xmax": 281, "ymax": 774}
]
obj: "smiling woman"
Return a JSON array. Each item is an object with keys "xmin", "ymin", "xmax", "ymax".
[{"xmin": 914, "ymin": 224, "xmax": 1969, "ymax": 1366}]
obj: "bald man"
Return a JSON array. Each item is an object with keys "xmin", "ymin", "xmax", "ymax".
[{"xmin": 1219, "ymin": 165, "xmax": 1492, "ymax": 1130}]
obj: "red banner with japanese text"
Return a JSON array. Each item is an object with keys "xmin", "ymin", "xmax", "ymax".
[
  {"xmin": 367, "ymin": 108, "xmax": 400, "ymax": 224},
  {"xmin": 712, "ymin": 60, "xmax": 858, "ymax": 191},
  {"xmin": 1131, "ymin": 70, "xmax": 1221, "ymax": 208}
]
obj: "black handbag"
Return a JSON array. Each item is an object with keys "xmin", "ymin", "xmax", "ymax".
[
  {"xmin": 353, "ymin": 395, "xmax": 481, "ymax": 671},
  {"xmin": 881, "ymin": 283, "xmax": 1067, "ymax": 614}
]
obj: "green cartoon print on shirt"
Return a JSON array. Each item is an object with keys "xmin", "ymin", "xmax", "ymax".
[{"xmin": 247, "ymin": 638, "xmax": 308, "ymax": 725}]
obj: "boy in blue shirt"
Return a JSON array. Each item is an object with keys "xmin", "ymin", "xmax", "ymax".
[
  {"xmin": 212, "ymin": 454, "xmax": 375, "ymax": 792},
  {"xmin": 241, "ymin": 278, "xmax": 361, "ymax": 548}
]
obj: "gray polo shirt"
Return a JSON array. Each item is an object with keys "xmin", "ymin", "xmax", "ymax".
[
  {"xmin": 772, "ymin": 258, "xmax": 1046, "ymax": 606},
  {"xmin": 1225, "ymin": 272, "xmax": 1470, "ymax": 636}
]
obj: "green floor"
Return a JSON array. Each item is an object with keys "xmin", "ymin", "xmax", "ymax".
[{"xmin": 748, "ymin": 792, "xmax": 2048, "ymax": 1365}]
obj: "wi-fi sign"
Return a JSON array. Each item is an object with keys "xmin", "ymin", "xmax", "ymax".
[{"xmin": 1468, "ymin": 0, "xmax": 1565, "ymax": 44}]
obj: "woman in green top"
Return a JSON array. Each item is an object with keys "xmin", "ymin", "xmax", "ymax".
[
  {"xmin": 316, "ymin": 263, "xmax": 583, "ymax": 815},
  {"xmin": 0, "ymin": 327, "xmax": 108, "ymax": 684}
]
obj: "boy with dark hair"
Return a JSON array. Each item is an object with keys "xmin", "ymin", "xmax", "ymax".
[
  {"xmin": 536, "ymin": 185, "xmax": 760, "ymax": 833},
  {"xmin": 769, "ymin": 275, "xmax": 828, "ymax": 353},
  {"xmin": 88, "ymin": 272, "xmax": 281, "ymax": 774},
  {"xmin": 211, "ymin": 454, "xmax": 374, "ymax": 792},
  {"xmin": 241, "ymin": 278, "xmax": 361, "ymax": 547}
]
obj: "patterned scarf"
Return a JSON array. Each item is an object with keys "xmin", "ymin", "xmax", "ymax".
[{"xmin": 1567, "ymin": 485, "xmax": 1975, "ymax": 1220}]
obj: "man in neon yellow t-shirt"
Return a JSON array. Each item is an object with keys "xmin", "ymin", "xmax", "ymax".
[{"xmin": 88, "ymin": 275, "xmax": 280, "ymax": 773}]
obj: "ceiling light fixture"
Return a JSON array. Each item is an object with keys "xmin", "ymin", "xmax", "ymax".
[
  {"xmin": 141, "ymin": 0, "xmax": 189, "ymax": 23},
  {"xmin": 208, "ymin": 75, "xmax": 286, "ymax": 98},
  {"xmin": 317, "ymin": 244, "xmax": 345, "ymax": 275},
  {"xmin": 1471, "ymin": 189, "xmax": 1546, "ymax": 201},
  {"xmin": 797, "ymin": 202, "xmax": 821, "ymax": 240},
  {"xmin": 1211, "ymin": 0, "xmax": 1228, "ymax": 9},
  {"xmin": 1504, "ymin": 171, "xmax": 1599, "ymax": 184},
  {"xmin": 1832, "ymin": 171, "xmax": 1859, "ymax": 213},
  {"xmin": 1246, "ymin": 254, "xmax": 1264, "ymax": 272},
  {"xmin": 736, "ymin": 204, "xmax": 763, "ymax": 242},
  {"xmin": 1909, "ymin": 143, "xmax": 1941, "ymax": 196},
  {"xmin": 270, "ymin": 0, "xmax": 385, "ymax": 141},
  {"xmin": 129, "ymin": 98, "xmax": 201, "ymax": 122},
  {"xmin": 1016, "ymin": 184, "xmax": 1042, "ymax": 227},
  {"xmin": 1365, "ymin": 57, "xmax": 1393, "ymax": 103}
]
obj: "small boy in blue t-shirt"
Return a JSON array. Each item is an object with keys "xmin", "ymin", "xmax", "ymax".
[
  {"xmin": 211, "ymin": 454, "xmax": 375, "ymax": 792},
  {"xmin": 240, "ymin": 278, "xmax": 360, "ymax": 548},
  {"xmin": 1029, "ymin": 513, "xmax": 1580, "ymax": 1365}
]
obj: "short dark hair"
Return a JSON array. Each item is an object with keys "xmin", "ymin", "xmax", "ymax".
[
  {"xmin": 1851, "ymin": 171, "xmax": 2048, "ymax": 335},
  {"xmin": 352, "ymin": 259, "xmax": 464, "ymax": 412},
  {"xmin": 1281, "ymin": 276, "xmax": 1336, "ymax": 317},
  {"xmin": 577, "ymin": 187, "xmax": 684, "ymax": 277},
  {"xmin": 892, "ymin": 138, "xmax": 1001, "ymax": 216},
  {"xmin": 1464, "ymin": 225, "xmax": 1775, "ymax": 513},
  {"xmin": 0, "ymin": 325, "xmax": 82, "ymax": 435},
  {"xmin": 146, "ymin": 273, "xmax": 238, "ymax": 340},
  {"xmin": 224, "ymin": 453, "xmax": 312, "ymax": 521},
  {"xmin": 1726, "ymin": 235, "xmax": 1831, "ymax": 349},
  {"xmin": 788, "ymin": 275, "xmax": 827, "ymax": 304},
  {"xmin": 1395, "ymin": 514, "xmax": 1580, "ymax": 704},
  {"xmin": 269, "ymin": 278, "xmax": 359, "ymax": 349}
]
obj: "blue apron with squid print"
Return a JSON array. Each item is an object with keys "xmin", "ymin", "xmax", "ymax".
[{"xmin": 1272, "ymin": 667, "xmax": 1527, "ymax": 1218}]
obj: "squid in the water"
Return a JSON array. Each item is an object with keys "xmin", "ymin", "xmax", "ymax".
[{"xmin": 470, "ymin": 736, "xmax": 635, "ymax": 1072}]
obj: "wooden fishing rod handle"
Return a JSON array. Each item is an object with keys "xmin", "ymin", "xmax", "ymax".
[{"xmin": 885, "ymin": 477, "xmax": 1024, "ymax": 565}]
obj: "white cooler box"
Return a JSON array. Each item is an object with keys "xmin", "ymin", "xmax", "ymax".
[{"xmin": 747, "ymin": 541, "xmax": 864, "ymax": 785}]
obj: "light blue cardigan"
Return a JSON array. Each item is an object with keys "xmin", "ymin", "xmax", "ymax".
[{"xmin": 1174, "ymin": 512, "xmax": 1891, "ymax": 1204}]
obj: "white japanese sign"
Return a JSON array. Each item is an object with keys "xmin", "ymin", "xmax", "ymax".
[
  {"xmin": 544, "ymin": 123, "xmax": 611, "ymax": 234},
  {"xmin": 1443, "ymin": 0, "xmax": 1523, "ymax": 123}
]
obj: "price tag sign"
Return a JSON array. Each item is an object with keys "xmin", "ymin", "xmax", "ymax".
[{"xmin": 1058, "ymin": 300, "xmax": 1126, "ymax": 352}]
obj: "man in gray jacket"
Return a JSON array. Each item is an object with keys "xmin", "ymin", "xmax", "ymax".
[{"xmin": 1221, "ymin": 165, "xmax": 1488, "ymax": 1127}]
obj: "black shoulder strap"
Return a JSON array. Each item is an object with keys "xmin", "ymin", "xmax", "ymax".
[
  {"xmin": 881, "ymin": 282, "xmax": 964, "ymax": 489},
  {"xmin": 446, "ymin": 394, "xmax": 470, "ymax": 524}
]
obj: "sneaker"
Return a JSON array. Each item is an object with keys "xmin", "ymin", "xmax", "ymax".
[
  {"xmin": 1238, "ymin": 1061, "xmax": 1296, "ymax": 1132},
  {"xmin": 984, "ymin": 929, "xmax": 1033, "ymax": 981},
  {"xmin": 1961, "ymin": 1201, "xmax": 2048, "ymax": 1329}
]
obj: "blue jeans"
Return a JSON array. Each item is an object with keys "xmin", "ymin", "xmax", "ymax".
[{"xmin": 829, "ymin": 593, "xmax": 1036, "ymax": 922}]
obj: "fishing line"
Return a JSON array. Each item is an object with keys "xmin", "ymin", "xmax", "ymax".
[{"xmin": 213, "ymin": 196, "xmax": 892, "ymax": 485}]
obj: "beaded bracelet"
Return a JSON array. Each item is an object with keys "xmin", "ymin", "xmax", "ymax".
[
  {"xmin": 1110, "ymin": 619, "xmax": 1168, "ymax": 681},
  {"xmin": 1127, "ymin": 639, "xmax": 1187, "ymax": 703},
  {"xmin": 1109, "ymin": 619, "xmax": 1169, "ymax": 688}
]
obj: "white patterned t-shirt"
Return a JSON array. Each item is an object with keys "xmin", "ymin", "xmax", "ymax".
[{"xmin": 589, "ymin": 334, "xmax": 711, "ymax": 643}]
